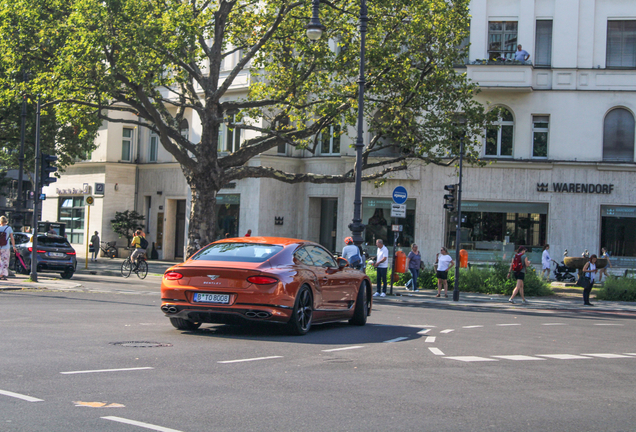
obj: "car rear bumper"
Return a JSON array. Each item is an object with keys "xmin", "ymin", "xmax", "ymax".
[{"xmin": 160, "ymin": 303, "xmax": 293, "ymax": 325}]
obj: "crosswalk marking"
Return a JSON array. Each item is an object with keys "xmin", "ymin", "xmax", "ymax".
[
  {"xmin": 492, "ymin": 355, "xmax": 545, "ymax": 361},
  {"xmin": 417, "ymin": 329, "xmax": 431, "ymax": 334},
  {"xmin": 537, "ymin": 354, "xmax": 591, "ymax": 360},
  {"xmin": 444, "ymin": 356, "xmax": 498, "ymax": 362},
  {"xmin": 580, "ymin": 353, "xmax": 632, "ymax": 359},
  {"xmin": 383, "ymin": 337, "xmax": 408, "ymax": 343},
  {"xmin": 440, "ymin": 329, "xmax": 454, "ymax": 334},
  {"xmin": 429, "ymin": 347, "xmax": 445, "ymax": 356},
  {"xmin": 425, "ymin": 336, "xmax": 436, "ymax": 343}
]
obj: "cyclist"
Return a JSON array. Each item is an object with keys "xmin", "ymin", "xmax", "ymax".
[{"xmin": 130, "ymin": 229, "xmax": 148, "ymax": 269}]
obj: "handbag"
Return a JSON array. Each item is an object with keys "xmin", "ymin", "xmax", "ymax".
[
  {"xmin": 577, "ymin": 275, "xmax": 590, "ymax": 287},
  {"xmin": 89, "ymin": 243, "xmax": 95, "ymax": 253}
]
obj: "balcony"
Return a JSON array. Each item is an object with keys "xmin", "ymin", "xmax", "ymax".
[{"xmin": 466, "ymin": 59, "xmax": 533, "ymax": 91}]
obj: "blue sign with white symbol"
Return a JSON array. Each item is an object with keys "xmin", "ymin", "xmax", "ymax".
[{"xmin": 392, "ymin": 186, "xmax": 408, "ymax": 204}]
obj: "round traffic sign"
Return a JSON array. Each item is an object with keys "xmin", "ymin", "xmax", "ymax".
[
  {"xmin": 392, "ymin": 186, "xmax": 408, "ymax": 204},
  {"xmin": 86, "ymin": 196, "xmax": 94, "ymax": 205}
]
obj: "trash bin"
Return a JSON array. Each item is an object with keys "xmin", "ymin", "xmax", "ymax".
[{"xmin": 459, "ymin": 249, "xmax": 468, "ymax": 268}]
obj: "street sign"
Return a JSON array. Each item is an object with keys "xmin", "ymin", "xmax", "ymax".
[
  {"xmin": 390, "ymin": 203, "xmax": 406, "ymax": 218},
  {"xmin": 392, "ymin": 186, "xmax": 408, "ymax": 204},
  {"xmin": 391, "ymin": 224, "xmax": 403, "ymax": 232},
  {"xmin": 85, "ymin": 196, "xmax": 94, "ymax": 206},
  {"xmin": 39, "ymin": 194, "xmax": 46, "ymax": 200},
  {"xmin": 94, "ymin": 183, "xmax": 105, "ymax": 195}
]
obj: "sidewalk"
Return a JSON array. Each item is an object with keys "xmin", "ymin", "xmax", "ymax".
[{"xmin": 73, "ymin": 257, "xmax": 177, "ymax": 277}]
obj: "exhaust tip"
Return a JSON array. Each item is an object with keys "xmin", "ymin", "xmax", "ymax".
[
  {"xmin": 245, "ymin": 311, "xmax": 271, "ymax": 319},
  {"xmin": 161, "ymin": 305, "xmax": 178, "ymax": 314}
]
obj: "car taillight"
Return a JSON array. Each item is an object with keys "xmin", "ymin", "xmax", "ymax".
[
  {"xmin": 247, "ymin": 276, "xmax": 279, "ymax": 285},
  {"xmin": 66, "ymin": 252, "xmax": 76, "ymax": 255},
  {"xmin": 164, "ymin": 272, "xmax": 183, "ymax": 280},
  {"xmin": 27, "ymin": 247, "xmax": 46, "ymax": 253}
]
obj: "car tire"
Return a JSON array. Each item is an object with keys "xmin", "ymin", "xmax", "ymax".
[
  {"xmin": 349, "ymin": 282, "xmax": 369, "ymax": 326},
  {"xmin": 287, "ymin": 285, "xmax": 313, "ymax": 335},
  {"xmin": 60, "ymin": 270, "xmax": 74, "ymax": 279},
  {"xmin": 169, "ymin": 318, "xmax": 202, "ymax": 331}
]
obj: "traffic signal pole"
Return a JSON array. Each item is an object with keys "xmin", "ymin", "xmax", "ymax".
[
  {"xmin": 31, "ymin": 97, "xmax": 41, "ymax": 282},
  {"xmin": 453, "ymin": 137, "xmax": 464, "ymax": 302}
]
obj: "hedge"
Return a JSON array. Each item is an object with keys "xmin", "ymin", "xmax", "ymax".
[{"xmin": 596, "ymin": 277, "xmax": 636, "ymax": 302}]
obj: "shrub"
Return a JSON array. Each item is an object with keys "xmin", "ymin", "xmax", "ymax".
[{"xmin": 596, "ymin": 277, "xmax": 636, "ymax": 302}]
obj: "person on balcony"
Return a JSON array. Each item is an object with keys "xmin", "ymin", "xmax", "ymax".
[{"xmin": 515, "ymin": 45, "xmax": 530, "ymax": 62}]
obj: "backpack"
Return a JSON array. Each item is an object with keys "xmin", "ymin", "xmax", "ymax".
[
  {"xmin": 512, "ymin": 253, "xmax": 523, "ymax": 272},
  {"xmin": 0, "ymin": 227, "xmax": 7, "ymax": 247},
  {"xmin": 139, "ymin": 237, "xmax": 149, "ymax": 249},
  {"xmin": 348, "ymin": 253, "xmax": 362, "ymax": 268}
]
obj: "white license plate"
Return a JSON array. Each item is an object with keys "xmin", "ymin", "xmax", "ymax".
[
  {"xmin": 48, "ymin": 252, "xmax": 65, "ymax": 258},
  {"xmin": 193, "ymin": 293, "xmax": 230, "ymax": 304}
]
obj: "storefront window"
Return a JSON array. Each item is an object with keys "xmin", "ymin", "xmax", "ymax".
[
  {"xmin": 363, "ymin": 198, "xmax": 416, "ymax": 251},
  {"xmin": 216, "ymin": 194, "xmax": 240, "ymax": 239},
  {"xmin": 601, "ymin": 206, "xmax": 636, "ymax": 257},
  {"xmin": 445, "ymin": 201, "xmax": 548, "ymax": 262},
  {"xmin": 58, "ymin": 197, "xmax": 85, "ymax": 244}
]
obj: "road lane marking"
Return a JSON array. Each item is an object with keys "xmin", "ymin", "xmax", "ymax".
[
  {"xmin": 322, "ymin": 346, "xmax": 364, "ymax": 352},
  {"xmin": 0, "ymin": 389, "xmax": 43, "ymax": 402},
  {"xmin": 440, "ymin": 329, "xmax": 454, "ymax": 334},
  {"xmin": 537, "ymin": 354, "xmax": 591, "ymax": 360},
  {"xmin": 218, "ymin": 356, "xmax": 283, "ymax": 364},
  {"xmin": 425, "ymin": 336, "xmax": 436, "ymax": 343},
  {"xmin": 624, "ymin": 353, "xmax": 636, "ymax": 356},
  {"xmin": 492, "ymin": 355, "xmax": 545, "ymax": 361},
  {"xmin": 383, "ymin": 337, "xmax": 408, "ymax": 343},
  {"xmin": 444, "ymin": 356, "xmax": 498, "ymax": 362},
  {"xmin": 60, "ymin": 367, "xmax": 154, "ymax": 375},
  {"xmin": 496, "ymin": 323, "xmax": 521, "ymax": 326},
  {"xmin": 417, "ymin": 329, "xmax": 431, "ymax": 335},
  {"xmin": 594, "ymin": 323, "xmax": 623, "ymax": 326},
  {"xmin": 429, "ymin": 347, "xmax": 445, "ymax": 356},
  {"xmin": 581, "ymin": 353, "xmax": 632, "ymax": 359},
  {"xmin": 542, "ymin": 323, "xmax": 566, "ymax": 326},
  {"xmin": 102, "ymin": 416, "xmax": 184, "ymax": 432},
  {"xmin": 462, "ymin": 325, "xmax": 484, "ymax": 329}
]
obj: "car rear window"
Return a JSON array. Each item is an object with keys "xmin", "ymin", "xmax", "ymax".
[
  {"xmin": 37, "ymin": 236, "xmax": 72, "ymax": 248},
  {"xmin": 193, "ymin": 243, "xmax": 283, "ymax": 263}
]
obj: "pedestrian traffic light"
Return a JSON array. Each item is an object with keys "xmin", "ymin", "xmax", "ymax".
[
  {"xmin": 40, "ymin": 153, "xmax": 58, "ymax": 188},
  {"xmin": 443, "ymin": 184, "xmax": 457, "ymax": 211}
]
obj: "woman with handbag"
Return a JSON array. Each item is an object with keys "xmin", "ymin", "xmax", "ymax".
[{"xmin": 581, "ymin": 255, "xmax": 598, "ymax": 306}]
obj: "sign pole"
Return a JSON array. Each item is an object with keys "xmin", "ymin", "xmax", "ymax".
[{"xmin": 84, "ymin": 196, "xmax": 94, "ymax": 269}]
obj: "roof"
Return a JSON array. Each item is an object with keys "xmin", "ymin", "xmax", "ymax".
[{"xmin": 214, "ymin": 236, "xmax": 308, "ymax": 246}]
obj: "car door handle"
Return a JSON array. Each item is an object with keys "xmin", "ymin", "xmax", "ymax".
[{"xmin": 322, "ymin": 277, "xmax": 329, "ymax": 282}]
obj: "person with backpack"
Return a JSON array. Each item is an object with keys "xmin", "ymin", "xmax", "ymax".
[
  {"xmin": 130, "ymin": 229, "xmax": 148, "ymax": 268},
  {"xmin": 508, "ymin": 246, "xmax": 530, "ymax": 304},
  {"xmin": 0, "ymin": 215, "xmax": 18, "ymax": 281},
  {"xmin": 406, "ymin": 244, "xmax": 422, "ymax": 292},
  {"xmin": 342, "ymin": 237, "xmax": 363, "ymax": 271}
]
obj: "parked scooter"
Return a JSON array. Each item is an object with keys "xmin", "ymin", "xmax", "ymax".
[{"xmin": 552, "ymin": 259, "xmax": 577, "ymax": 282}]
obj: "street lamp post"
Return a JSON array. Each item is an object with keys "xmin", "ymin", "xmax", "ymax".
[
  {"xmin": 452, "ymin": 136, "xmax": 464, "ymax": 301},
  {"xmin": 306, "ymin": 0, "xmax": 368, "ymax": 248}
]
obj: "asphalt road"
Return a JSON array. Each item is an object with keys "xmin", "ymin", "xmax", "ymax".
[{"xmin": 1, "ymin": 285, "xmax": 635, "ymax": 432}]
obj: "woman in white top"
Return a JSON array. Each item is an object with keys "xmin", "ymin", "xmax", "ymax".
[
  {"xmin": 581, "ymin": 255, "xmax": 598, "ymax": 306},
  {"xmin": 0, "ymin": 215, "xmax": 18, "ymax": 281},
  {"xmin": 435, "ymin": 247, "xmax": 454, "ymax": 298},
  {"xmin": 541, "ymin": 244, "xmax": 551, "ymax": 280}
]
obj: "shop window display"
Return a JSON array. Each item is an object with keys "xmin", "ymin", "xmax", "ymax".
[{"xmin": 363, "ymin": 198, "xmax": 415, "ymax": 252}]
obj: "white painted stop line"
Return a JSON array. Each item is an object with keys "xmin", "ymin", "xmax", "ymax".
[
  {"xmin": 102, "ymin": 416, "xmax": 184, "ymax": 432},
  {"xmin": 218, "ymin": 356, "xmax": 283, "ymax": 364},
  {"xmin": 0, "ymin": 389, "xmax": 43, "ymax": 402}
]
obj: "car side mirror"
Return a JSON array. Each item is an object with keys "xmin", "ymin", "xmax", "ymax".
[{"xmin": 337, "ymin": 257, "xmax": 348, "ymax": 269}]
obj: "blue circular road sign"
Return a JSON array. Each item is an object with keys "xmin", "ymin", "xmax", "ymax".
[{"xmin": 392, "ymin": 186, "xmax": 408, "ymax": 204}]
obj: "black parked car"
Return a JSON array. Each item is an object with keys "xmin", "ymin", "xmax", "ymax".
[{"xmin": 14, "ymin": 233, "xmax": 77, "ymax": 279}]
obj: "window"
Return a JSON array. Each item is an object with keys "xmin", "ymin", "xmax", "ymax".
[
  {"xmin": 149, "ymin": 133, "xmax": 158, "ymax": 162},
  {"xmin": 363, "ymin": 198, "xmax": 416, "ymax": 249},
  {"xmin": 485, "ymin": 108, "xmax": 514, "ymax": 157},
  {"xmin": 535, "ymin": 20, "xmax": 553, "ymax": 67},
  {"xmin": 603, "ymin": 108, "xmax": 635, "ymax": 162},
  {"xmin": 122, "ymin": 128, "xmax": 133, "ymax": 161},
  {"xmin": 306, "ymin": 246, "xmax": 337, "ymax": 268},
  {"xmin": 58, "ymin": 196, "xmax": 85, "ymax": 244},
  {"xmin": 601, "ymin": 206, "xmax": 636, "ymax": 257},
  {"xmin": 607, "ymin": 20, "xmax": 636, "ymax": 68},
  {"xmin": 488, "ymin": 21, "xmax": 518, "ymax": 60},
  {"xmin": 532, "ymin": 116, "xmax": 549, "ymax": 158},
  {"xmin": 226, "ymin": 115, "xmax": 242, "ymax": 153},
  {"xmin": 319, "ymin": 124, "xmax": 341, "ymax": 155},
  {"xmin": 277, "ymin": 142, "xmax": 286, "ymax": 155}
]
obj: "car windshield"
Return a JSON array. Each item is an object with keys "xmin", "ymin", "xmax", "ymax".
[
  {"xmin": 37, "ymin": 236, "xmax": 72, "ymax": 248},
  {"xmin": 192, "ymin": 243, "xmax": 283, "ymax": 263}
]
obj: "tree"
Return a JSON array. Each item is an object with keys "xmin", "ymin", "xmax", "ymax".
[
  {"xmin": 0, "ymin": 0, "xmax": 496, "ymax": 257},
  {"xmin": 111, "ymin": 210, "xmax": 145, "ymax": 246}
]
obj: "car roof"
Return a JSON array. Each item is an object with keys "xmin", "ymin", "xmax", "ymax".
[{"xmin": 213, "ymin": 236, "xmax": 310, "ymax": 247}]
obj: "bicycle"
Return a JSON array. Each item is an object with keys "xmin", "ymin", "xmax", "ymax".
[
  {"xmin": 121, "ymin": 249, "xmax": 148, "ymax": 279},
  {"xmin": 99, "ymin": 241, "xmax": 118, "ymax": 259}
]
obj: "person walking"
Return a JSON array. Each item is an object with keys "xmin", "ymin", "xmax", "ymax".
[
  {"xmin": 598, "ymin": 247, "xmax": 611, "ymax": 282},
  {"xmin": 508, "ymin": 246, "xmax": 530, "ymax": 304},
  {"xmin": 0, "ymin": 216, "xmax": 18, "ymax": 281},
  {"xmin": 406, "ymin": 244, "xmax": 422, "ymax": 292},
  {"xmin": 245, "ymin": 229, "xmax": 252, "ymax": 237},
  {"xmin": 90, "ymin": 231, "xmax": 100, "ymax": 262},
  {"xmin": 435, "ymin": 247, "xmax": 454, "ymax": 298},
  {"xmin": 373, "ymin": 239, "xmax": 389, "ymax": 297},
  {"xmin": 581, "ymin": 254, "xmax": 598, "ymax": 306},
  {"xmin": 541, "ymin": 244, "xmax": 551, "ymax": 280}
]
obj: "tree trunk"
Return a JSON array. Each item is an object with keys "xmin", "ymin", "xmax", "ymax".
[{"xmin": 186, "ymin": 181, "xmax": 219, "ymax": 259}]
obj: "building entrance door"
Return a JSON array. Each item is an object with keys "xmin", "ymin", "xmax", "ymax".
[
  {"xmin": 175, "ymin": 200, "xmax": 186, "ymax": 258},
  {"xmin": 319, "ymin": 198, "xmax": 338, "ymax": 253}
]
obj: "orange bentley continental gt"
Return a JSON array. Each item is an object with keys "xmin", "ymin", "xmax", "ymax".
[{"xmin": 161, "ymin": 237, "xmax": 372, "ymax": 335}]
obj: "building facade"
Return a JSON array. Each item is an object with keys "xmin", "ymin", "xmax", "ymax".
[{"xmin": 40, "ymin": 0, "xmax": 636, "ymax": 266}]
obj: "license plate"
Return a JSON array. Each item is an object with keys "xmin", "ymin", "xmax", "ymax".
[
  {"xmin": 193, "ymin": 293, "xmax": 230, "ymax": 304},
  {"xmin": 48, "ymin": 252, "xmax": 65, "ymax": 258}
]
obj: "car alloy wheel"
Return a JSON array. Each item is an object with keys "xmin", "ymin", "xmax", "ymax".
[{"xmin": 288, "ymin": 286, "xmax": 313, "ymax": 335}]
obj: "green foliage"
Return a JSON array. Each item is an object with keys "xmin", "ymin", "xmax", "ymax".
[
  {"xmin": 375, "ymin": 261, "xmax": 552, "ymax": 296},
  {"xmin": 596, "ymin": 277, "xmax": 636, "ymax": 302},
  {"xmin": 110, "ymin": 210, "xmax": 145, "ymax": 246}
]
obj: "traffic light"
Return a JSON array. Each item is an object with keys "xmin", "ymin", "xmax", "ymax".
[
  {"xmin": 40, "ymin": 153, "xmax": 58, "ymax": 188},
  {"xmin": 443, "ymin": 184, "xmax": 457, "ymax": 211}
]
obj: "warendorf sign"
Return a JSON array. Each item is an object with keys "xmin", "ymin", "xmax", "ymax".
[{"xmin": 537, "ymin": 182, "xmax": 614, "ymax": 194}]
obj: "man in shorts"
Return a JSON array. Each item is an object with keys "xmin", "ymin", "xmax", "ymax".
[{"xmin": 435, "ymin": 247, "xmax": 454, "ymax": 298}]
